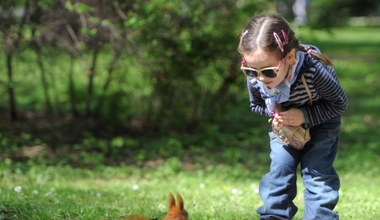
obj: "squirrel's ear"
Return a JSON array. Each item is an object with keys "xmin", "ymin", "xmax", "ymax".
[
  {"xmin": 176, "ymin": 193, "xmax": 184, "ymax": 210},
  {"xmin": 168, "ymin": 193, "xmax": 176, "ymax": 208}
]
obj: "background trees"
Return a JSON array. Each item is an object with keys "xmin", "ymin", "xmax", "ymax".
[
  {"xmin": 0, "ymin": 0, "xmax": 379, "ymax": 133},
  {"xmin": 0, "ymin": 0, "xmax": 270, "ymax": 131}
]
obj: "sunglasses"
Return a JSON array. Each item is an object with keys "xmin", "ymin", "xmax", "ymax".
[
  {"xmin": 240, "ymin": 58, "xmax": 283, "ymax": 78},
  {"xmin": 241, "ymin": 66, "xmax": 279, "ymax": 78}
]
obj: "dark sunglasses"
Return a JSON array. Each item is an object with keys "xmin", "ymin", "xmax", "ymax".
[{"xmin": 241, "ymin": 66, "xmax": 279, "ymax": 78}]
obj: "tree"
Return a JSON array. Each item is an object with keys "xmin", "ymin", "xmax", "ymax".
[
  {"xmin": 0, "ymin": 0, "xmax": 32, "ymax": 121},
  {"xmin": 0, "ymin": 0, "xmax": 270, "ymax": 131},
  {"xmin": 308, "ymin": 0, "xmax": 380, "ymax": 28},
  {"xmin": 127, "ymin": 0, "xmax": 270, "ymax": 130}
]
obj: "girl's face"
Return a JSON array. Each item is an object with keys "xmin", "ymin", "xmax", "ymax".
[{"xmin": 243, "ymin": 48, "xmax": 292, "ymax": 89}]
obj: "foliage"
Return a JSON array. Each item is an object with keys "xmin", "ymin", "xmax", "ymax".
[
  {"xmin": 0, "ymin": 0, "xmax": 271, "ymax": 131},
  {"xmin": 2, "ymin": 0, "xmax": 378, "ymax": 131},
  {"xmin": 125, "ymin": 0, "xmax": 270, "ymax": 130},
  {"xmin": 308, "ymin": 0, "xmax": 380, "ymax": 28}
]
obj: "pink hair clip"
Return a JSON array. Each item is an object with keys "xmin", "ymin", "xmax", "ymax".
[
  {"xmin": 273, "ymin": 29, "xmax": 289, "ymax": 53},
  {"xmin": 273, "ymin": 32, "xmax": 284, "ymax": 52},
  {"xmin": 281, "ymin": 29, "xmax": 288, "ymax": 45}
]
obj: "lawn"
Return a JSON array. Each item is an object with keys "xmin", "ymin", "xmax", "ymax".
[{"xmin": 1, "ymin": 26, "xmax": 380, "ymax": 219}]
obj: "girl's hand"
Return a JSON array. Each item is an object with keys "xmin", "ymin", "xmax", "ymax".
[{"xmin": 273, "ymin": 108, "xmax": 304, "ymax": 127}]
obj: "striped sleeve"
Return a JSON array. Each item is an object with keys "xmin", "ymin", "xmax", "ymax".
[
  {"xmin": 305, "ymin": 62, "xmax": 348, "ymax": 127},
  {"xmin": 247, "ymin": 79, "xmax": 271, "ymax": 116}
]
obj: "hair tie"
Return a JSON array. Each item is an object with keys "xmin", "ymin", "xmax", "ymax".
[{"xmin": 241, "ymin": 57, "xmax": 247, "ymax": 66}]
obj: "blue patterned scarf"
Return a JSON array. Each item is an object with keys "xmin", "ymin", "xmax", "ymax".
[{"xmin": 249, "ymin": 51, "xmax": 305, "ymax": 116}]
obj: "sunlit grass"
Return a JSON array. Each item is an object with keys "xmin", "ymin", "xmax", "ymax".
[
  {"xmin": 0, "ymin": 162, "xmax": 260, "ymax": 219},
  {"xmin": 1, "ymin": 160, "xmax": 379, "ymax": 219}
]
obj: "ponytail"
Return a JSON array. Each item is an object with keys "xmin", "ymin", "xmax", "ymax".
[{"xmin": 299, "ymin": 45, "xmax": 333, "ymax": 66}]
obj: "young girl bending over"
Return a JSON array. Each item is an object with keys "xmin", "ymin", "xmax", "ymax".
[{"xmin": 238, "ymin": 14, "xmax": 348, "ymax": 220}]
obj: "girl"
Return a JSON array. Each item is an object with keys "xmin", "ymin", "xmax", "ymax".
[{"xmin": 238, "ymin": 14, "xmax": 348, "ymax": 220}]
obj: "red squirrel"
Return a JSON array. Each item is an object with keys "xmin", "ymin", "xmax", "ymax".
[{"xmin": 124, "ymin": 193, "xmax": 188, "ymax": 220}]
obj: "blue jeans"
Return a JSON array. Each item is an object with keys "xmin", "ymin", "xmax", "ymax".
[{"xmin": 257, "ymin": 117, "xmax": 341, "ymax": 220}]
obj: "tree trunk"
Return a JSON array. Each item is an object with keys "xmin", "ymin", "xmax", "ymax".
[
  {"xmin": 31, "ymin": 21, "xmax": 53, "ymax": 114},
  {"xmin": 68, "ymin": 55, "xmax": 79, "ymax": 117},
  {"xmin": 94, "ymin": 48, "xmax": 122, "ymax": 116},
  {"xmin": 35, "ymin": 47, "xmax": 52, "ymax": 113},
  {"xmin": 85, "ymin": 47, "xmax": 99, "ymax": 118},
  {"xmin": 6, "ymin": 53, "xmax": 17, "ymax": 121}
]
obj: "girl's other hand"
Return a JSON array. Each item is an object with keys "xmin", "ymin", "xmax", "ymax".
[{"xmin": 274, "ymin": 108, "xmax": 304, "ymax": 127}]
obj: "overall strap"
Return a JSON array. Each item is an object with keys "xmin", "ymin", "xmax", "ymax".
[{"xmin": 301, "ymin": 74, "xmax": 312, "ymax": 105}]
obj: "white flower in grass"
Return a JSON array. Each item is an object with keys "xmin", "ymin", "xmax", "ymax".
[
  {"xmin": 199, "ymin": 183, "xmax": 206, "ymax": 189},
  {"xmin": 132, "ymin": 184, "xmax": 140, "ymax": 190},
  {"xmin": 14, "ymin": 186, "xmax": 22, "ymax": 193},
  {"xmin": 231, "ymin": 188, "xmax": 239, "ymax": 194},
  {"xmin": 157, "ymin": 203, "xmax": 166, "ymax": 211}
]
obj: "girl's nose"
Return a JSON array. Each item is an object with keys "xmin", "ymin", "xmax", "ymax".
[{"xmin": 257, "ymin": 75, "xmax": 265, "ymax": 81}]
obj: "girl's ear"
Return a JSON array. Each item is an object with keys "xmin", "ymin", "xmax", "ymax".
[{"xmin": 286, "ymin": 48, "xmax": 297, "ymax": 65}]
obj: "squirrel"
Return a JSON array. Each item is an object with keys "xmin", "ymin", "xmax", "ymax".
[{"xmin": 124, "ymin": 193, "xmax": 188, "ymax": 220}]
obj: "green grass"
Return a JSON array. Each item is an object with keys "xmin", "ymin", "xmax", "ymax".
[
  {"xmin": 1, "ymin": 26, "xmax": 380, "ymax": 219},
  {"xmin": 1, "ymin": 159, "xmax": 379, "ymax": 219}
]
